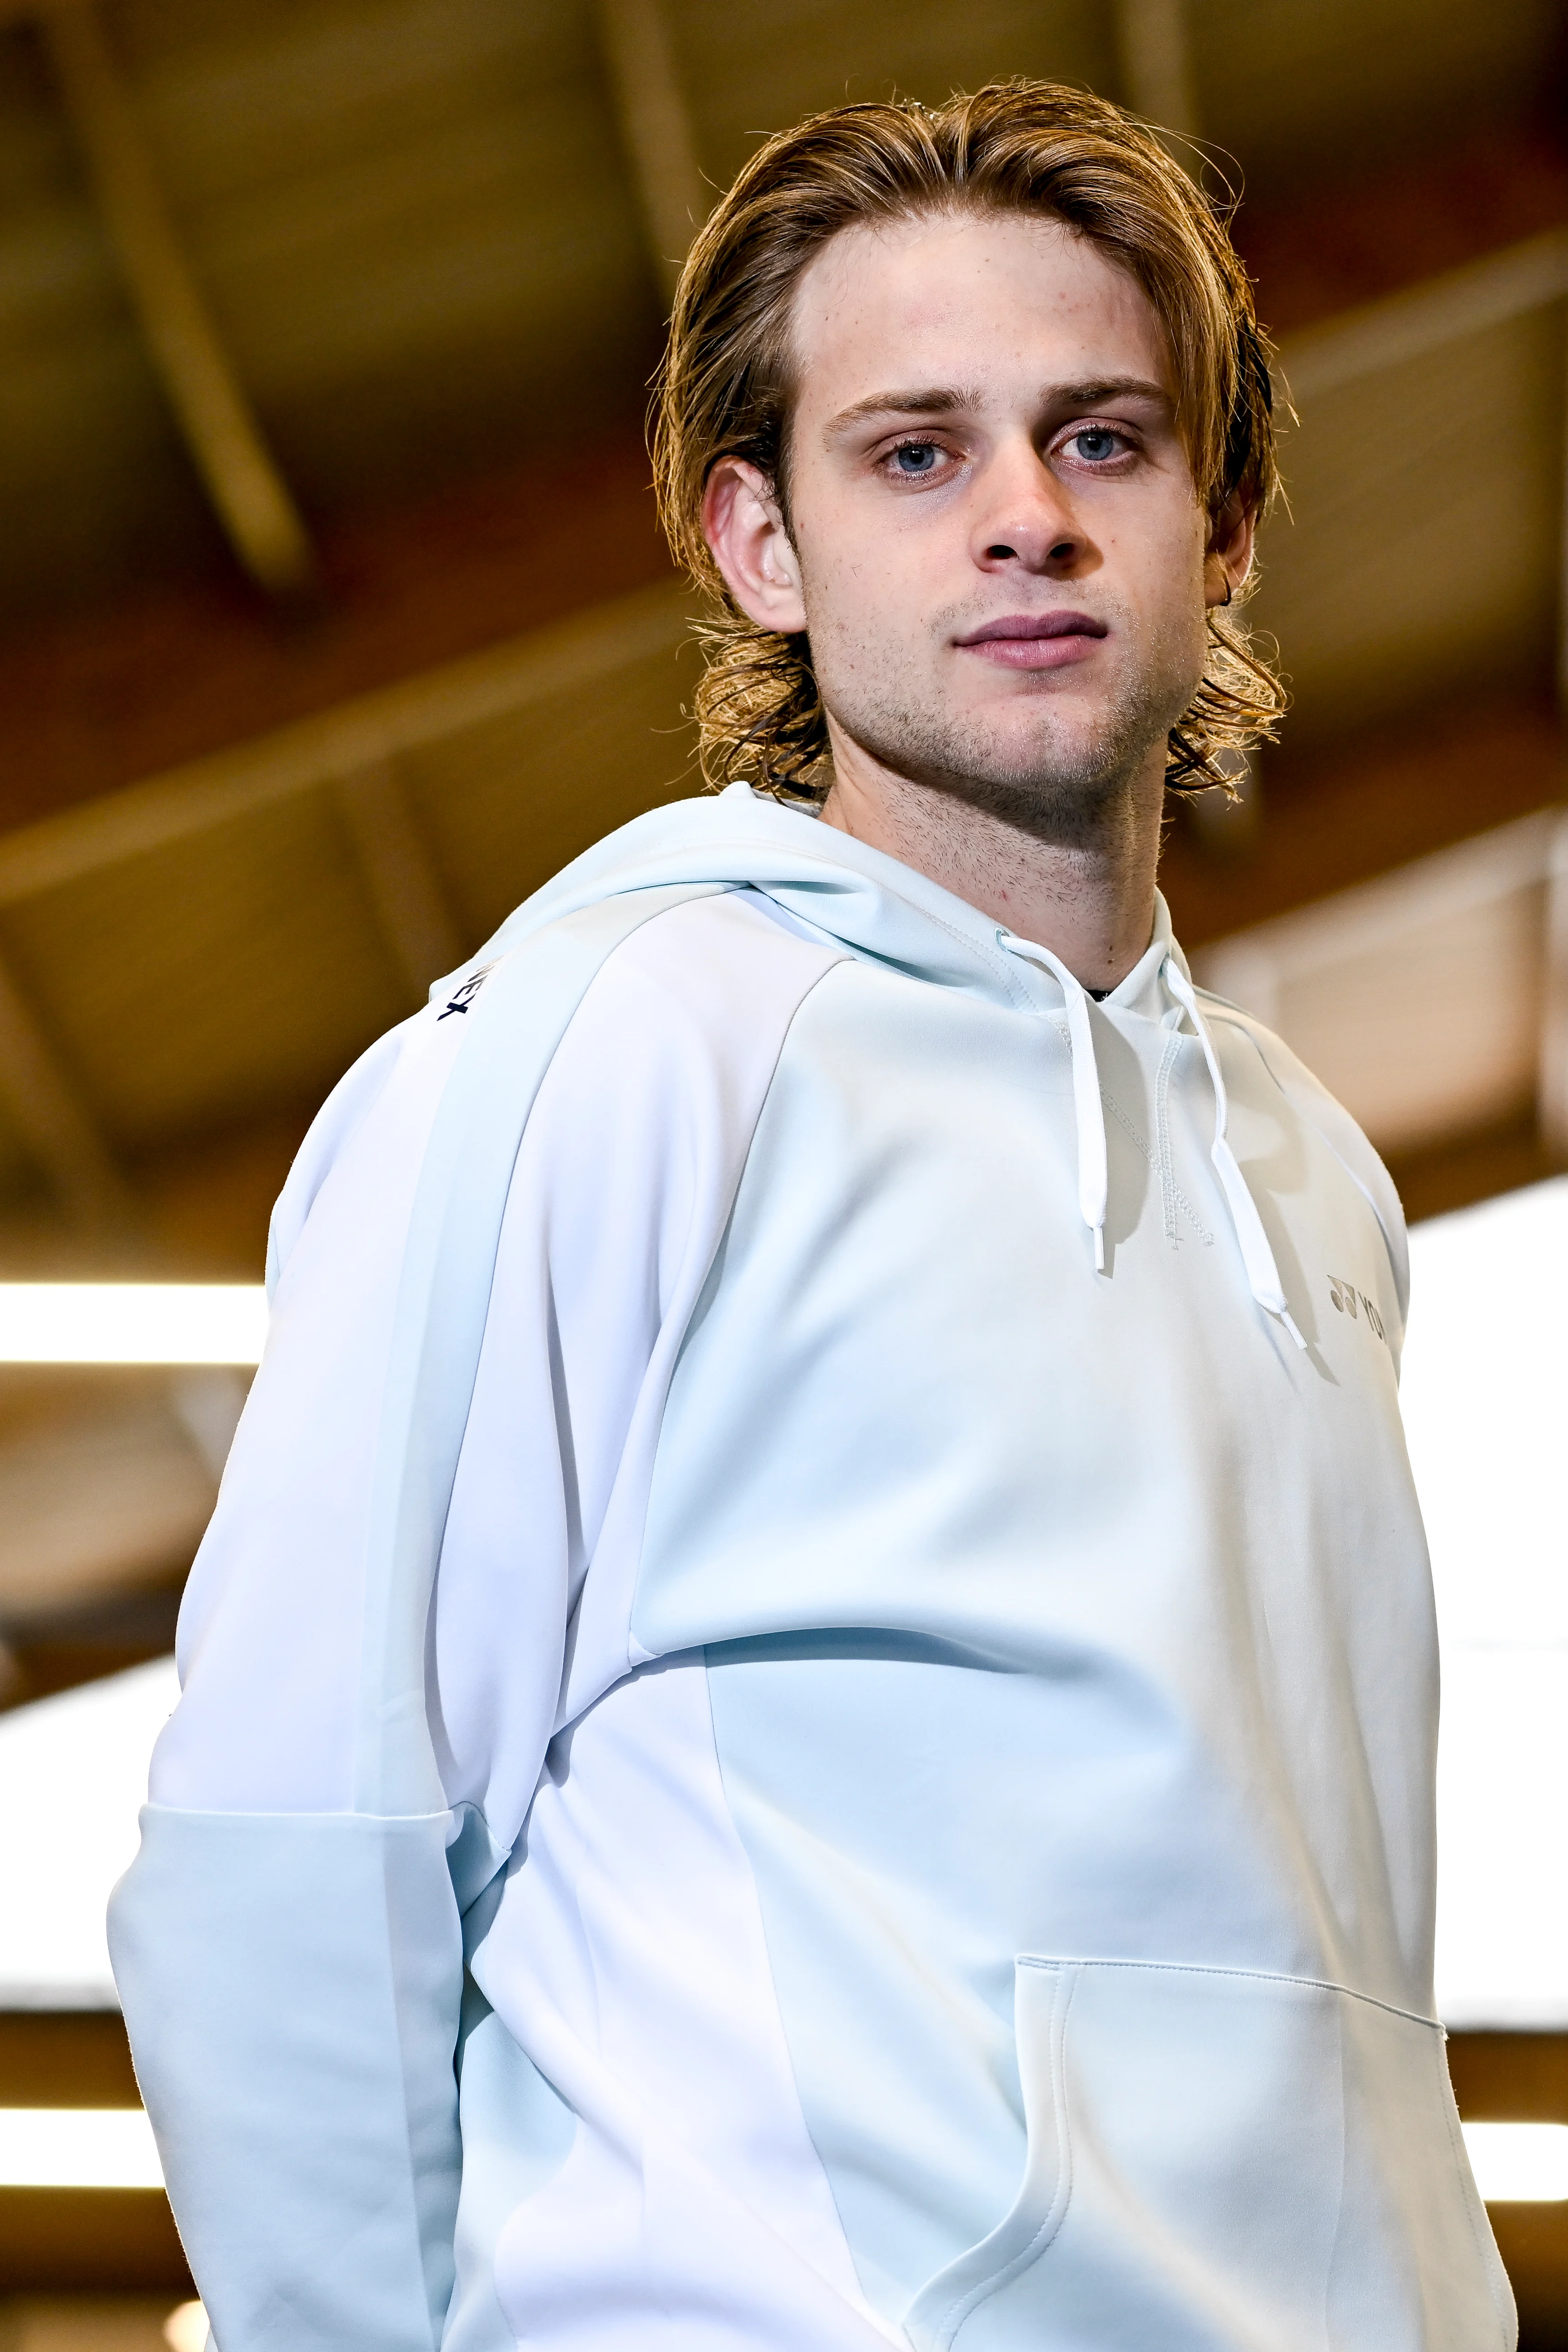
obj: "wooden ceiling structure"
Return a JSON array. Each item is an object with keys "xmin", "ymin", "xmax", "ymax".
[
  {"xmin": 0, "ymin": 0, "xmax": 1565, "ymax": 2331},
  {"xmin": 0, "ymin": 0, "xmax": 1560, "ymax": 1691}
]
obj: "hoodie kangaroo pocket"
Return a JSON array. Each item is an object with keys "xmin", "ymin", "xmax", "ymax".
[{"xmin": 903, "ymin": 1956, "xmax": 1514, "ymax": 2352}]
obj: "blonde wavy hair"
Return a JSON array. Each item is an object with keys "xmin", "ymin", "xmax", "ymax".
[{"xmin": 652, "ymin": 79, "xmax": 1285, "ymax": 802}]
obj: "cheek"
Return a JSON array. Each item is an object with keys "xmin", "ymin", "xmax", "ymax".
[
  {"xmin": 797, "ymin": 530, "xmax": 926, "ymax": 656},
  {"xmin": 1108, "ymin": 494, "xmax": 1206, "ymax": 589},
  {"xmin": 1108, "ymin": 516, "xmax": 1210, "ymax": 661},
  {"xmin": 790, "ymin": 465, "xmax": 956, "ymax": 633}
]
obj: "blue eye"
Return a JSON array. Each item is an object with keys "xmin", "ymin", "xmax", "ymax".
[
  {"xmin": 893, "ymin": 442, "xmax": 939, "ymax": 473},
  {"xmin": 1071, "ymin": 429, "xmax": 1121, "ymax": 462}
]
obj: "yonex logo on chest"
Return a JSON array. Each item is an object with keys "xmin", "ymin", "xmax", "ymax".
[{"xmin": 1328, "ymin": 1274, "xmax": 1386, "ymax": 1343}]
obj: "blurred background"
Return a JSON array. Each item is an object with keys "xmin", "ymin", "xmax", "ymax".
[{"xmin": 0, "ymin": 0, "xmax": 1563, "ymax": 2344}]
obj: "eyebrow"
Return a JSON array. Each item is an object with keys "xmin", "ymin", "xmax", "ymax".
[
  {"xmin": 823, "ymin": 386, "xmax": 983, "ymax": 436},
  {"xmin": 1050, "ymin": 377, "xmax": 1171, "ymax": 409},
  {"xmin": 822, "ymin": 376, "xmax": 1172, "ymax": 439}
]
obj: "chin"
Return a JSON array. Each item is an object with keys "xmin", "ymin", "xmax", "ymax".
[
  {"xmin": 970, "ymin": 713, "xmax": 1123, "ymax": 790},
  {"xmin": 831, "ymin": 679, "xmax": 1168, "ymax": 811}
]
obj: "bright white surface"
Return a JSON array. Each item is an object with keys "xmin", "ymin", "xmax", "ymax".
[
  {"xmin": 0, "ymin": 2107, "xmax": 163, "ymax": 2188},
  {"xmin": 0, "ymin": 1656, "xmax": 178, "ymax": 2006},
  {"xmin": 1404, "ymin": 1177, "xmax": 1568, "ymax": 1646},
  {"xmin": 1462, "ymin": 2122, "xmax": 1568, "ymax": 2202},
  {"xmin": 163, "ymin": 2305, "xmax": 210, "ymax": 2352},
  {"xmin": 0, "ymin": 1284, "xmax": 266, "ymax": 1364},
  {"xmin": 1404, "ymin": 1177, "xmax": 1568, "ymax": 2026}
]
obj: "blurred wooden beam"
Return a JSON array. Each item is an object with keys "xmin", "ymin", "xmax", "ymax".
[
  {"xmin": 0, "ymin": 1399, "xmax": 214, "ymax": 1619},
  {"xmin": 1382, "ymin": 1108, "xmax": 1557, "ymax": 1226},
  {"xmin": 1112, "ymin": 0, "xmax": 1199, "ymax": 146},
  {"xmin": 0, "ymin": 952, "xmax": 134, "ymax": 1231},
  {"xmin": 1162, "ymin": 696, "xmax": 1564, "ymax": 952},
  {"xmin": 0, "ymin": 425, "xmax": 668, "ymax": 831},
  {"xmin": 1233, "ymin": 123, "xmax": 1568, "ymax": 341},
  {"xmin": 1447, "ymin": 2032, "xmax": 1568, "ymax": 2347},
  {"xmin": 333, "ymin": 759, "xmax": 465, "ymax": 1005},
  {"xmin": 1278, "ymin": 229, "xmax": 1568, "ymax": 405},
  {"xmin": 593, "ymin": 0, "xmax": 707, "ymax": 304},
  {"xmin": 1560, "ymin": 304, "xmax": 1568, "ymax": 718},
  {"xmin": 39, "ymin": 0, "xmax": 315, "ymax": 598},
  {"xmin": 1542, "ymin": 814, "xmax": 1568, "ymax": 1161},
  {"xmin": 0, "ymin": 582, "xmax": 687, "ymax": 907},
  {"xmin": 1554, "ymin": 334, "xmax": 1568, "ymax": 1157},
  {"xmin": 0, "ymin": 2205, "xmax": 193, "ymax": 2295},
  {"xmin": 1193, "ymin": 809, "xmax": 1561, "ymax": 1157}
]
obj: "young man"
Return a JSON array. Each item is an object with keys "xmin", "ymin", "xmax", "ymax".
[{"xmin": 111, "ymin": 83, "xmax": 1513, "ymax": 2352}]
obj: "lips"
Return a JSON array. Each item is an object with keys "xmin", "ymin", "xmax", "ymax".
[
  {"xmin": 959, "ymin": 612, "xmax": 1106, "ymax": 641},
  {"xmin": 954, "ymin": 611, "xmax": 1108, "ymax": 672}
]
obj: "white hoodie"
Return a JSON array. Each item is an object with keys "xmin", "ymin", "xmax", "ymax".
[{"xmin": 109, "ymin": 784, "xmax": 1513, "ymax": 2352}]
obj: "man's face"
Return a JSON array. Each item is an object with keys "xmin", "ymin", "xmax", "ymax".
[{"xmin": 709, "ymin": 208, "xmax": 1234, "ymax": 838}]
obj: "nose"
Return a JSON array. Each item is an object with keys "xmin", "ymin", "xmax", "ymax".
[{"xmin": 971, "ymin": 440, "xmax": 1091, "ymax": 578}]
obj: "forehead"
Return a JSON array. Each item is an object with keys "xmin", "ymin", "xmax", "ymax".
[{"xmin": 786, "ymin": 209, "xmax": 1170, "ymax": 416}]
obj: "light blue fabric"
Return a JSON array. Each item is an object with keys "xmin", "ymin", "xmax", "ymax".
[
  {"xmin": 345, "ymin": 884, "xmax": 732, "ymax": 1816},
  {"xmin": 902, "ymin": 1960, "xmax": 1509, "ymax": 2352},
  {"xmin": 704, "ymin": 1636, "xmax": 1034, "ymax": 2318},
  {"xmin": 110, "ymin": 786, "xmax": 1452, "ymax": 2348},
  {"xmin": 114, "ymin": 879, "xmax": 733, "ymax": 2346},
  {"xmin": 443, "ymin": 1969, "xmax": 577, "ymax": 2352},
  {"xmin": 108, "ymin": 1809, "xmax": 465, "ymax": 2350},
  {"xmin": 612, "ymin": 896, "xmax": 1468, "ymax": 2337}
]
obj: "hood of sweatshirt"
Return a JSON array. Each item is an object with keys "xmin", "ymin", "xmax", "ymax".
[
  {"xmin": 456, "ymin": 782, "xmax": 1394, "ymax": 1351},
  {"xmin": 472, "ymin": 779, "xmax": 1158, "ymax": 1014}
]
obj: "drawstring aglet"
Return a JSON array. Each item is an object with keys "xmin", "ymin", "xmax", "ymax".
[
  {"xmin": 1279, "ymin": 1307, "xmax": 1309, "ymax": 1353},
  {"xmin": 1093, "ymin": 1225, "xmax": 1106, "ymax": 1273}
]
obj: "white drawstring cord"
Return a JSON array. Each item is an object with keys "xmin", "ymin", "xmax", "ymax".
[
  {"xmin": 998, "ymin": 930, "xmax": 1305, "ymax": 1346},
  {"xmin": 1160, "ymin": 959, "xmax": 1308, "ymax": 1350},
  {"xmin": 998, "ymin": 932, "xmax": 1108, "ymax": 1271}
]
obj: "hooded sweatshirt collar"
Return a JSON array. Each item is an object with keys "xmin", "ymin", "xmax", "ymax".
[
  {"xmin": 473, "ymin": 783, "xmax": 1038, "ymax": 1012},
  {"xmin": 463, "ymin": 784, "xmax": 1302, "ymax": 1348}
]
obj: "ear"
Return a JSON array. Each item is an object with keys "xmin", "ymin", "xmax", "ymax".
[
  {"xmin": 702, "ymin": 458, "xmax": 807, "ymax": 633},
  {"xmin": 1204, "ymin": 492, "xmax": 1257, "ymax": 611}
]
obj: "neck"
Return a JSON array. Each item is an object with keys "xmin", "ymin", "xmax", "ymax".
[{"xmin": 816, "ymin": 732, "xmax": 1166, "ymax": 993}]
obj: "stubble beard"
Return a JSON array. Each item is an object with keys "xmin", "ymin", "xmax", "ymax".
[{"xmin": 814, "ymin": 607, "xmax": 1199, "ymax": 851}]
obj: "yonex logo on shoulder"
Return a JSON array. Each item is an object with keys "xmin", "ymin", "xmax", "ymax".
[
  {"xmin": 1328, "ymin": 1275, "xmax": 1386, "ymax": 1343},
  {"xmin": 438, "ymin": 965, "xmax": 496, "ymax": 1020}
]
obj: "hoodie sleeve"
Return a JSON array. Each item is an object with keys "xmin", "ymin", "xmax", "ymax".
[{"xmin": 106, "ymin": 889, "xmax": 844, "ymax": 2352}]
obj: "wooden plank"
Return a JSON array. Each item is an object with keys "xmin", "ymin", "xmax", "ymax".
[
  {"xmin": 1560, "ymin": 301, "xmax": 1568, "ymax": 718},
  {"xmin": 1541, "ymin": 813, "xmax": 1568, "ymax": 1160},
  {"xmin": 1112, "ymin": 0, "xmax": 1199, "ymax": 144},
  {"xmin": 39, "ymin": 0, "xmax": 315, "ymax": 597},
  {"xmin": 0, "ymin": 2203, "xmax": 191, "ymax": 2293},
  {"xmin": 1553, "ymin": 331, "xmax": 1568, "ymax": 1159},
  {"xmin": 593, "ymin": 0, "xmax": 707, "ymax": 303},
  {"xmin": 332, "ymin": 759, "xmax": 466, "ymax": 1005},
  {"xmin": 0, "ymin": 1400, "xmax": 212, "ymax": 1617},
  {"xmin": 1383, "ymin": 1108, "xmax": 1557, "ymax": 1226},
  {"xmin": 0, "ymin": 582, "xmax": 688, "ymax": 908},
  {"xmin": 1195, "ymin": 809, "xmax": 1560, "ymax": 977},
  {"xmin": 1161, "ymin": 698, "xmax": 1565, "ymax": 953},
  {"xmin": 1194, "ymin": 811, "xmax": 1561, "ymax": 1157},
  {"xmin": 1277, "ymin": 230, "xmax": 1568, "ymax": 406},
  {"xmin": 0, "ymin": 953, "xmax": 133, "ymax": 1231}
]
